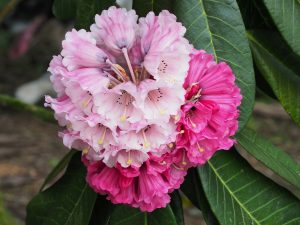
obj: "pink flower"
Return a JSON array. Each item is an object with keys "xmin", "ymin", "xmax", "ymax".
[
  {"xmin": 46, "ymin": 6, "xmax": 192, "ymax": 212},
  {"xmin": 46, "ymin": 5, "xmax": 242, "ymax": 212},
  {"xmin": 176, "ymin": 50, "xmax": 242, "ymax": 165},
  {"xmin": 84, "ymin": 147, "xmax": 188, "ymax": 212}
]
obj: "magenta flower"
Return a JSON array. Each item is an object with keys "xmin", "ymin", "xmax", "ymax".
[{"xmin": 176, "ymin": 50, "xmax": 242, "ymax": 165}]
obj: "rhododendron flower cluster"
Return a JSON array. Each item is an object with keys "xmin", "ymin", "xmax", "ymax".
[{"xmin": 45, "ymin": 6, "xmax": 241, "ymax": 212}]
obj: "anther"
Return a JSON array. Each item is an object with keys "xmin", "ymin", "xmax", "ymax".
[
  {"xmin": 196, "ymin": 142, "xmax": 205, "ymax": 152},
  {"xmin": 82, "ymin": 148, "xmax": 89, "ymax": 155},
  {"xmin": 98, "ymin": 127, "xmax": 107, "ymax": 145}
]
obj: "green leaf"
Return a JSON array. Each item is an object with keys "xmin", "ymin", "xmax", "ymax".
[
  {"xmin": 75, "ymin": 0, "xmax": 115, "ymax": 29},
  {"xmin": 236, "ymin": 0, "xmax": 275, "ymax": 29},
  {"xmin": 173, "ymin": 0, "xmax": 255, "ymax": 131},
  {"xmin": 248, "ymin": 30, "xmax": 300, "ymax": 126},
  {"xmin": 199, "ymin": 149, "xmax": 300, "ymax": 225},
  {"xmin": 263, "ymin": 0, "xmax": 300, "ymax": 56},
  {"xmin": 181, "ymin": 168, "xmax": 219, "ymax": 225},
  {"xmin": 132, "ymin": 0, "xmax": 172, "ymax": 16},
  {"xmin": 40, "ymin": 150, "xmax": 76, "ymax": 191},
  {"xmin": 0, "ymin": 194, "xmax": 20, "ymax": 225},
  {"xmin": 26, "ymin": 152, "xmax": 97, "ymax": 225},
  {"xmin": 107, "ymin": 205, "xmax": 178, "ymax": 225},
  {"xmin": 53, "ymin": 0, "xmax": 78, "ymax": 20},
  {"xmin": 170, "ymin": 191, "xmax": 184, "ymax": 225},
  {"xmin": 0, "ymin": 94, "xmax": 55, "ymax": 123},
  {"xmin": 237, "ymin": 127, "xmax": 300, "ymax": 190},
  {"xmin": 254, "ymin": 64, "xmax": 277, "ymax": 100},
  {"xmin": 89, "ymin": 196, "xmax": 114, "ymax": 225}
]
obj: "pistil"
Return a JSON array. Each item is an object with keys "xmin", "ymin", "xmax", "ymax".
[{"xmin": 122, "ymin": 48, "xmax": 136, "ymax": 84}]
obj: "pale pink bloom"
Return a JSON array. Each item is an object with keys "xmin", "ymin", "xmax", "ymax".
[
  {"xmin": 119, "ymin": 122, "xmax": 176, "ymax": 151},
  {"xmin": 48, "ymin": 55, "xmax": 66, "ymax": 96},
  {"xmin": 137, "ymin": 80, "xmax": 184, "ymax": 123},
  {"xmin": 62, "ymin": 29, "xmax": 108, "ymax": 71},
  {"xmin": 139, "ymin": 11, "xmax": 192, "ymax": 84},
  {"xmin": 46, "ymin": 6, "xmax": 190, "ymax": 163},
  {"xmin": 91, "ymin": 6, "xmax": 138, "ymax": 52},
  {"xmin": 101, "ymin": 148, "xmax": 149, "ymax": 168},
  {"xmin": 93, "ymin": 82, "xmax": 143, "ymax": 129},
  {"xmin": 176, "ymin": 50, "xmax": 242, "ymax": 165},
  {"xmin": 46, "ymin": 6, "xmax": 191, "ymax": 211}
]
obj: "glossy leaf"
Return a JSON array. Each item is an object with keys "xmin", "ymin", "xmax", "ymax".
[
  {"xmin": 173, "ymin": 0, "xmax": 255, "ymax": 131},
  {"xmin": 254, "ymin": 64, "xmax": 277, "ymax": 99},
  {"xmin": 236, "ymin": 0, "xmax": 275, "ymax": 29},
  {"xmin": 40, "ymin": 150, "xmax": 76, "ymax": 191},
  {"xmin": 107, "ymin": 205, "xmax": 178, "ymax": 225},
  {"xmin": 89, "ymin": 196, "xmax": 114, "ymax": 225},
  {"xmin": 199, "ymin": 149, "xmax": 300, "ymax": 225},
  {"xmin": 170, "ymin": 191, "xmax": 184, "ymax": 225},
  {"xmin": 53, "ymin": 0, "xmax": 77, "ymax": 20},
  {"xmin": 263, "ymin": 0, "xmax": 300, "ymax": 55},
  {"xmin": 0, "ymin": 94, "xmax": 55, "ymax": 123},
  {"xmin": 248, "ymin": 30, "xmax": 300, "ymax": 126},
  {"xmin": 181, "ymin": 168, "xmax": 219, "ymax": 225},
  {"xmin": 26, "ymin": 152, "xmax": 97, "ymax": 225},
  {"xmin": 75, "ymin": 0, "xmax": 115, "ymax": 29},
  {"xmin": 237, "ymin": 127, "xmax": 300, "ymax": 190},
  {"xmin": 132, "ymin": 0, "xmax": 172, "ymax": 16}
]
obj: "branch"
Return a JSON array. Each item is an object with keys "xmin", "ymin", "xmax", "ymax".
[{"xmin": 0, "ymin": 94, "xmax": 55, "ymax": 123}]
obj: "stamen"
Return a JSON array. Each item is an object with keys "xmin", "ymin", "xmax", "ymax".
[
  {"xmin": 168, "ymin": 143, "xmax": 174, "ymax": 148},
  {"xmin": 134, "ymin": 67, "xmax": 140, "ymax": 82},
  {"xmin": 127, "ymin": 151, "xmax": 132, "ymax": 165},
  {"xmin": 122, "ymin": 48, "xmax": 136, "ymax": 83},
  {"xmin": 104, "ymin": 71, "xmax": 121, "ymax": 85},
  {"xmin": 196, "ymin": 142, "xmax": 205, "ymax": 153},
  {"xmin": 106, "ymin": 59, "xmax": 127, "ymax": 82},
  {"xmin": 120, "ymin": 106, "xmax": 127, "ymax": 122},
  {"xmin": 160, "ymin": 161, "xmax": 167, "ymax": 165},
  {"xmin": 98, "ymin": 127, "xmax": 107, "ymax": 145},
  {"xmin": 142, "ymin": 129, "xmax": 150, "ymax": 148},
  {"xmin": 82, "ymin": 147, "xmax": 89, "ymax": 155},
  {"xmin": 159, "ymin": 109, "xmax": 167, "ymax": 115},
  {"xmin": 180, "ymin": 130, "xmax": 185, "ymax": 134},
  {"xmin": 140, "ymin": 66, "xmax": 149, "ymax": 81},
  {"xmin": 82, "ymin": 96, "xmax": 92, "ymax": 108},
  {"xmin": 182, "ymin": 151, "xmax": 187, "ymax": 165},
  {"xmin": 188, "ymin": 117, "xmax": 197, "ymax": 128},
  {"xmin": 173, "ymin": 114, "xmax": 180, "ymax": 122},
  {"xmin": 172, "ymin": 164, "xmax": 184, "ymax": 171}
]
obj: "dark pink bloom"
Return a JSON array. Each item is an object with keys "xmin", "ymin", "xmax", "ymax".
[
  {"xmin": 85, "ymin": 147, "xmax": 188, "ymax": 212},
  {"xmin": 176, "ymin": 50, "xmax": 242, "ymax": 165}
]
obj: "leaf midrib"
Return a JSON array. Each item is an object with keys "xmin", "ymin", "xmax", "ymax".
[
  {"xmin": 198, "ymin": 0, "xmax": 217, "ymax": 60},
  {"xmin": 64, "ymin": 183, "xmax": 89, "ymax": 225},
  {"xmin": 207, "ymin": 160, "xmax": 261, "ymax": 225}
]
